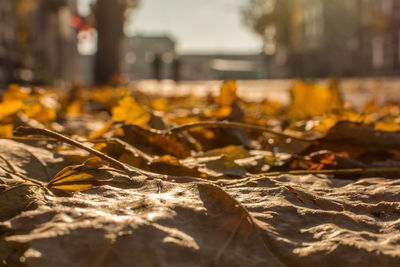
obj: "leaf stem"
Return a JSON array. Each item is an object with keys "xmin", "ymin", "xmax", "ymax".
[
  {"xmin": 165, "ymin": 121, "xmax": 314, "ymax": 142},
  {"xmin": 0, "ymin": 136, "xmax": 108, "ymax": 144},
  {"xmin": 260, "ymin": 167, "xmax": 400, "ymax": 178},
  {"xmin": 13, "ymin": 126, "xmax": 157, "ymax": 177}
]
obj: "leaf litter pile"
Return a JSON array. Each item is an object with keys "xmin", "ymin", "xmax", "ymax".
[{"xmin": 1, "ymin": 80, "xmax": 400, "ymax": 266}]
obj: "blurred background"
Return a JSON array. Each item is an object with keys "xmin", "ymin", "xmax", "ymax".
[{"xmin": 0, "ymin": 0, "xmax": 399, "ymax": 86}]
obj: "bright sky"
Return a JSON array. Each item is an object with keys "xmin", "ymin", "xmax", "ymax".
[
  {"xmin": 129, "ymin": 0, "xmax": 261, "ymax": 53},
  {"xmin": 78, "ymin": 0, "xmax": 262, "ymax": 54}
]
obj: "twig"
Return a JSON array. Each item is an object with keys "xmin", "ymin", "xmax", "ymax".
[
  {"xmin": 165, "ymin": 121, "xmax": 313, "ymax": 143},
  {"xmin": 14, "ymin": 127, "xmax": 131, "ymax": 171},
  {"xmin": 0, "ymin": 154, "xmax": 17, "ymax": 173},
  {"xmin": 0, "ymin": 136, "xmax": 59, "ymax": 142},
  {"xmin": 13, "ymin": 126, "xmax": 161, "ymax": 178},
  {"xmin": 259, "ymin": 167, "xmax": 400, "ymax": 178},
  {"xmin": 0, "ymin": 136, "xmax": 108, "ymax": 144}
]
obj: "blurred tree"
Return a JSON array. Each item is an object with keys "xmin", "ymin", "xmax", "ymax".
[
  {"xmin": 15, "ymin": 0, "xmax": 37, "ymax": 71},
  {"xmin": 14, "ymin": 0, "xmax": 70, "ymax": 83},
  {"xmin": 241, "ymin": 0, "xmax": 294, "ymax": 77},
  {"xmin": 241, "ymin": 0, "xmax": 292, "ymax": 55},
  {"xmin": 93, "ymin": 0, "xmax": 139, "ymax": 84}
]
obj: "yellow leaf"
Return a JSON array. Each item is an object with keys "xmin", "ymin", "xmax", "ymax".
[
  {"xmin": 25, "ymin": 103, "xmax": 56, "ymax": 123},
  {"xmin": 205, "ymin": 106, "xmax": 232, "ymax": 118},
  {"xmin": 47, "ymin": 166, "xmax": 95, "ymax": 192},
  {"xmin": 82, "ymin": 157, "xmax": 105, "ymax": 168},
  {"xmin": 66, "ymin": 99, "xmax": 84, "ymax": 115},
  {"xmin": 91, "ymin": 86, "xmax": 114, "ymax": 104},
  {"xmin": 314, "ymin": 110, "xmax": 369, "ymax": 133},
  {"xmin": 0, "ymin": 124, "xmax": 13, "ymax": 137},
  {"xmin": 49, "ymin": 172, "xmax": 94, "ymax": 185},
  {"xmin": 112, "ymin": 96, "xmax": 151, "ymax": 127},
  {"xmin": 375, "ymin": 119, "xmax": 400, "ymax": 132},
  {"xmin": 201, "ymin": 145, "xmax": 250, "ymax": 160},
  {"xmin": 215, "ymin": 80, "xmax": 238, "ymax": 106},
  {"xmin": 92, "ymin": 86, "xmax": 129, "ymax": 107},
  {"xmin": 47, "ymin": 158, "xmax": 108, "ymax": 192},
  {"xmin": 151, "ymin": 98, "xmax": 170, "ymax": 112},
  {"xmin": 166, "ymin": 116, "xmax": 201, "ymax": 125},
  {"xmin": 152, "ymin": 155, "xmax": 181, "ymax": 166},
  {"xmin": 48, "ymin": 184, "xmax": 95, "ymax": 191},
  {"xmin": 0, "ymin": 100, "xmax": 25, "ymax": 121},
  {"xmin": 262, "ymin": 98, "xmax": 282, "ymax": 117},
  {"xmin": 89, "ymin": 120, "xmax": 113, "ymax": 139},
  {"xmin": 288, "ymin": 79, "xmax": 343, "ymax": 120},
  {"xmin": 2, "ymin": 84, "xmax": 30, "ymax": 102}
]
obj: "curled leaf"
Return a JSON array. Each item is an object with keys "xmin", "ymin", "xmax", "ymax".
[{"xmin": 47, "ymin": 158, "xmax": 111, "ymax": 192}]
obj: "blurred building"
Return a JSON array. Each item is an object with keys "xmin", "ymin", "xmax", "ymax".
[
  {"xmin": 121, "ymin": 34, "xmax": 267, "ymax": 80},
  {"xmin": 264, "ymin": 0, "xmax": 400, "ymax": 78},
  {"xmin": 125, "ymin": 1, "xmax": 400, "ymax": 81},
  {"xmin": 121, "ymin": 35, "xmax": 176, "ymax": 80},
  {"xmin": 180, "ymin": 54, "xmax": 266, "ymax": 80}
]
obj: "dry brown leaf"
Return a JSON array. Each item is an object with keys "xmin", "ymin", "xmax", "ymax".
[
  {"xmin": 324, "ymin": 121, "xmax": 400, "ymax": 150},
  {"xmin": 121, "ymin": 124, "xmax": 192, "ymax": 158}
]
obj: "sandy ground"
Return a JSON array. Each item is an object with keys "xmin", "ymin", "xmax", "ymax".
[{"xmin": 1, "ymin": 139, "xmax": 400, "ymax": 266}]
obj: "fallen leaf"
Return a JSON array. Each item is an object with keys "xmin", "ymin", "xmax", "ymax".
[
  {"xmin": 288, "ymin": 79, "xmax": 343, "ymax": 120},
  {"xmin": 374, "ymin": 119, "xmax": 400, "ymax": 132},
  {"xmin": 0, "ymin": 100, "xmax": 25, "ymax": 121},
  {"xmin": 66, "ymin": 99, "xmax": 84, "ymax": 115},
  {"xmin": 150, "ymin": 155, "xmax": 203, "ymax": 177},
  {"xmin": 324, "ymin": 121, "xmax": 400, "ymax": 150},
  {"xmin": 2, "ymin": 84, "xmax": 30, "ymax": 102},
  {"xmin": 0, "ymin": 124, "xmax": 13, "ymax": 137},
  {"xmin": 121, "ymin": 124, "xmax": 192, "ymax": 158},
  {"xmin": 47, "ymin": 158, "xmax": 111, "ymax": 192},
  {"xmin": 215, "ymin": 80, "xmax": 238, "ymax": 106},
  {"xmin": 24, "ymin": 103, "xmax": 56, "ymax": 123},
  {"xmin": 198, "ymin": 155, "xmax": 247, "ymax": 177},
  {"xmin": 112, "ymin": 96, "xmax": 151, "ymax": 127},
  {"xmin": 199, "ymin": 145, "xmax": 250, "ymax": 160},
  {"xmin": 95, "ymin": 139, "xmax": 151, "ymax": 169}
]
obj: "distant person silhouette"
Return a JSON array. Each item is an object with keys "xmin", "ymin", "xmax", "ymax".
[
  {"xmin": 172, "ymin": 55, "xmax": 181, "ymax": 82},
  {"xmin": 152, "ymin": 53, "xmax": 162, "ymax": 80}
]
